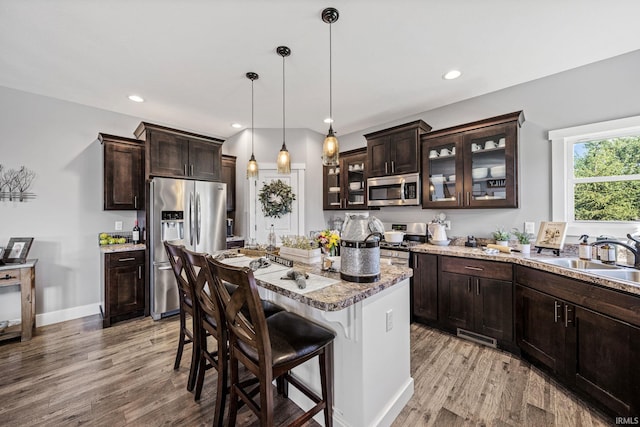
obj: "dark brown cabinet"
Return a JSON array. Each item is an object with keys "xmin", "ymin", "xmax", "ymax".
[
  {"xmin": 439, "ymin": 256, "xmax": 514, "ymax": 346},
  {"xmin": 515, "ymin": 265, "xmax": 640, "ymax": 416},
  {"xmin": 410, "ymin": 252, "xmax": 438, "ymax": 323},
  {"xmin": 421, "ymin": 111, "xmax": 523, "ymax": 209},
  {"xmin": 99, "ymin": 133, "xmax": 145, "ymax": 210},
  {"xmin": 101, "ymin": 250, "xmax": 145, "ymax": 327},
  {"xmin": 222, "ymin": 155, "xmax": 236, "ymax": 212},
  {"xmin": 365, "ymin": 120, "xmax": 431, "ymax": 178},
  {"xmin": 323, "ymin": 148, "xmax": 369, "ymax": 210},
  {"xmin": 134, "ymin": 122, "xmax": 224, "ymax": 181}
]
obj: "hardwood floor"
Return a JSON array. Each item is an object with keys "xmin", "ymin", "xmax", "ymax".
[{"xmin": 0, "ymin": 316, "xmax": 612, "ymax": 426}]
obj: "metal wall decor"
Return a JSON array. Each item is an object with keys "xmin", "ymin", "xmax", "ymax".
[{"xmin": 0, "ymin": 165, "xmax": 36, "ymax": 202}]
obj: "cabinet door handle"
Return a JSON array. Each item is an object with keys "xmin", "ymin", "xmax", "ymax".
[
  {"xmin": 134, "ymin": 195, "xmax": 138, "ymax": 209},
  {"xmin": 1, "ymin": 274, "xmax": 17, "ymax": 280},
  {"xmin": 554, "ymin": 301, "xmax": 561, "ymax": 323},
  {"xmin": 391, "ymin": 161, "xmax": 395, "ymax": 173},
  {"xmin": 184, "ymin": 164, "xmax": 188, "ymax": 175},
  {"xmin": 466, "ymin": 191, "xmax": 470, "ymax": 205},
  {"xmin": 138, "ymin": 266, "xmax": 142, "ymax": 280},
  {"xmin": 464, "ymin": 266, "xmax": 483, "ymax": 271},
  {"xmin": 118, "ymin": 257, "xmax": 135, "ymax": 262},
  {"xmin": 190, "ymin": 164, "xmax": 194, "ymax": 176},
  {"xmin": 564, "ymin": 304, "xmax": 573, "ymax": 327},
  {"xmin": 158, "ymin": 266, "xmax": 172, "ymax": 271},
  {"xmin": 467, "ymin": 278, "xmax": 471, "ymax": 293},
  {"xmin": 457, "ymin": 192, "xmax": 462, "ymax": 207},
  {"xmin": 476, "ymin": 279, "xmax": 480, "ymax": 295},
  {"xmin": 385, "ymin": 162, "xmax": 388, "ymax": 174}
]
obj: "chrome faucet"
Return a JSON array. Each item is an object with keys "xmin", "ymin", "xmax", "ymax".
[{"xmin": 591, "ymin": 234, "xmax": 640, "ymax": 269}]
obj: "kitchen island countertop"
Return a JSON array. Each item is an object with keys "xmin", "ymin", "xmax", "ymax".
[{"xmin": 410, "ymin": 243, "xmax": 640, "ymax": 296}]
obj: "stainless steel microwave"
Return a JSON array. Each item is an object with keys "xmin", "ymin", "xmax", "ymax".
[{"xmin": 367, "ymin": 172, "xmax": 421, "ymax": 206}]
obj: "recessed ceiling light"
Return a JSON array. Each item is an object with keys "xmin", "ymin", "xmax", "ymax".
[
  {"xmin": 128, "ymin": 94, "xmax": 145, "ymax": 103},
  {"xmin": 324, "ymin": 117, "xmax": 333, "ymax": 124},
  {"xmin": 443, "ymin": 70, "xmax": 462, "ymax": 80},
  {"xmin": 231, "ymin": 123, "xmax": 242, "ymax": 129}
]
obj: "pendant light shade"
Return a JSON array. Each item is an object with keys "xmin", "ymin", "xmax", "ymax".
[
  {"xmin": 246, "ymin": 72, "xmax": 259, "ymax": 179},
  {"xmin": 322, "ymin": 7, "xmax": 340, "ymax": 167},
  {"xmin": 277, "ymin": 46, "xmax": 291, "ymax": 175}
]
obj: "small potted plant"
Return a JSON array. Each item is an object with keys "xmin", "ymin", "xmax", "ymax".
[
  {"xmin": 512, "ymin": 228, "xmax": 533, "ymax": 254},
  {"xmin": 279, "ymin": 235, "xmax": 322, "ymax": 264},
  {"xmin": 492, "ymin": 227, "xmax": 510, "ymax": 246}
]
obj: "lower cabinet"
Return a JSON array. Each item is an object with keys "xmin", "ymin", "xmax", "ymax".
[
  {"xmin": 439, "ymin": 256, "xmax": 514, "ymax": 346},
  {"xmin": 101, "ymin": 250, "xmax": 145, "ymax": 327},
  {"xmin": 410, "ymin": 253, "xmax": 438, "ymax": 323},
  {"xmin": 515, "ymin": 266, "xmax": 640, "ymax": 416}
]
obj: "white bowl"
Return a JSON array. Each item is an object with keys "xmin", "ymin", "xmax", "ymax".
[
  {"xmin": 349, "ymin": 182, "xmax": 361, "ymax": 190},
  {"xmin": 490, "ymin": 165, "xmax": 506, "ymax": 177},
  {"xmin": 448, "ymin": 175, "xmax": 456, "ymax": 182},
  {"xmin": 472, "ymin": 167, "xmax": 488, "ymax": 179},
  {"xmin": 384, "ymin": 231, "xmax": 405, "ymax": 243},
  {"xmin": 430, "ymin": 239, "xmax": 450, "ymax": 246},
  {"xmin": 329, "ymin": 186, "xmax": 340, "ymax": 192}
]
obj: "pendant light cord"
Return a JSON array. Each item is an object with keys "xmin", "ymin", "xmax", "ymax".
[
  {"xmin": 251, "ymin": 78, "xmax": 255, "ymax": 154},
  {"xmin": 329, "ymin": 20, "xmax": 333, "ymax": 125},
  {"xmin": 282, "ymin": 53, "xmax": 286, "ymax": 147}
]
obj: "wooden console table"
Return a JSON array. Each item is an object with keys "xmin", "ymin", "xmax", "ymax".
[{"xmin": 0, "ymin": 260, "xmax": 37, "ymax": 342}]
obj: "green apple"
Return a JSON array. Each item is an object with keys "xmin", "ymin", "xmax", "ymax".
[
  {"xmin": 99, "ymin": 233, "xmax": 109, "ymax": 239},
  {"xmin": 99, "ymin": 239, "xmax": 108, "ymax": 245},
  {"xmin": 108, "ymin": 238, "xmax": 116, "ymax": 245},
  {"xmin": 117, "ymin": 238, "xmax": 126, "ymax": 244}
]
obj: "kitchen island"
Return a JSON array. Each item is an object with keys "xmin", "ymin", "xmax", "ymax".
[{"xmin": 221, "ymin": 255, "xmax": 413, "ymax": 427}]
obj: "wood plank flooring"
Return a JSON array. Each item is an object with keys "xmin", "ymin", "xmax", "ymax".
[{"xmin": 0, "ymin": 316, "xmax": 613, "ymax": 426}]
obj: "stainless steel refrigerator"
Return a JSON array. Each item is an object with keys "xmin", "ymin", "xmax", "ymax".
[{"xmin": 149, "ymin": 177, "xmax": 227, "ymax": 319}]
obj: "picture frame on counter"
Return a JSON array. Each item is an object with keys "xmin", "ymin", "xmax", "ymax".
[
  {"xmin": 534, "ymin": 222, "xmax": 567, "ymax": 252},
  {"xmin": 2, "ymin": 237, "xmax": 34, "ymax": 264}
]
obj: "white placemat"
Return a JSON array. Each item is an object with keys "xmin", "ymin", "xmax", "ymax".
[
  {"xmin": 255, "ymin": 270, "xmax": 340, "ymax": 295},
  {"xmin": 219, "ymin": 255, "xmax": 290, "ymax": 277}
]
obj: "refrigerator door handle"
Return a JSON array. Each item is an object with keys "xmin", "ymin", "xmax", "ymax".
[
  {"xmin": 189, "ymin": 192, "xmax": 195, "ymax": 246},
  {"xmin": 195, "ymin": 192, "xmax": 202, "ymax": 245}
]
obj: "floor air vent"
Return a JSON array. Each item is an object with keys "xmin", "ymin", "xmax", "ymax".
[{"xmin": 456, "ymin": 328, "xmax": 497, "ymax": 348}]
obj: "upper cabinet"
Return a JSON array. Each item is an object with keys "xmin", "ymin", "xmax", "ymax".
[
  {"xmin": 365, "ymin": 120, "xmax": 432, "ymax": 177},
  {"xmin": 323, "ymin": 148, "xmax": 369, "ymax": 210},
  {"xmin": 99, "ymin": 133, "xmax": 145, "ymax": 210},
  {"xmin": 134, "ymin": 122, "xmax": 224, "ymax": 182},
  {"xmin": 421, "ymin": 111, "xmax": 524, "ymax": 209},
  {"xmin": 221, "ymin": 155, "xmax": 236, "ymax": 212}
]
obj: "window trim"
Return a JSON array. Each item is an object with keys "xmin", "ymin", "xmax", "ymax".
[{"xmin": 549, "ymin": 115, "xmax": 640, "ymax": 238}]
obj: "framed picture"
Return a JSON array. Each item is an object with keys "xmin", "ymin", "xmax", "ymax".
[
  {"xmin": 534, "ymin": 222, "xmax": 567, "ymax": 251},
  {"xmin": 2, "ymin": 237, "xmax": 34, "ymax": 264}
]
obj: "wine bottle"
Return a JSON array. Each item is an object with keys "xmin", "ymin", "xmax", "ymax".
[{"xmin": 132, "ymin": 220, "xmax": 140, "ymax": 244}]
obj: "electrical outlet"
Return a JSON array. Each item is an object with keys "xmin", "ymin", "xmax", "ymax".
[
  {"xmin": 386, "ymin": 309, "xmax": 393, "ymax": 332},
  {"xmin": 444, "ymin": 220, "xmax": 451, "ymax": 230},
  {"xmin": 524, "ymin": 221, "xmax": 535, "ymax": 234},
  {"xmin": 115, "ymin": 221, "xmax": 123, "ymax": 231}
]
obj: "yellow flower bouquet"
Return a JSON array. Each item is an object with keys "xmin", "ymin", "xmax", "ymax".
[{"xmin": 316, "ymin": 229, "xmax": 340, "ymax": 255}]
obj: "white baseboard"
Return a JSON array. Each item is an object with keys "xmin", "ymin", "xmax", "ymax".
[{"xmin": 36, "ymin": 303, "xmax": 101, "ymax": 327}]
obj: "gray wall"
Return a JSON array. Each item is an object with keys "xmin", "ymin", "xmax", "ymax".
[
  {"xmin": 330, "ymin": 49, "xmax": 640, "ymax": 240},
  {"xmin": 1, "ymin": 49, "xmax": 638, "ymax": 324}
]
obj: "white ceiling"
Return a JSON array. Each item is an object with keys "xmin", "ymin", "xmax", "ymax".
[{"xmin": 2, "ymin": 0, "xmax": 640, "ymax": 139}]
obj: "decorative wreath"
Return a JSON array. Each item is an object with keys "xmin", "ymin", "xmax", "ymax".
[{"xmin": 258, "ymin": 179, "xmax": 296, "ymax": 218}]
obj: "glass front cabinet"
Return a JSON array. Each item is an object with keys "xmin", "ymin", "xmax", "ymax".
[
  {"xmin": 323, "ymin": 148, "xmax": 368, "ymax": 210},
  {"xmin": 421, "ymin": 111, "xmax": 524, "ymax": 209}
]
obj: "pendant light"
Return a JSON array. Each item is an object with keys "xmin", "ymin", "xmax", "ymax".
[
  {"xmin": 276, "ymin": 46, "xmax": 291, "ymax": 174},
  {"xmin": 322, "ymin": 7, "xmax": 340, "ymax": 167},
  {"xmin": 246, "ymin": 72, "xmax": 259, "ymax": 179}
]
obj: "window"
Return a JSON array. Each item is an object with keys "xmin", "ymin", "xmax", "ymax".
[{"xmin": 549, "ymin": 116, "xmax": 640, "ymax": 238}]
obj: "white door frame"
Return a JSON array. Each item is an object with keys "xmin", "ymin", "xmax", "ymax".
[{"xmin": 248, "ymin": 163, "xmax": 305, "ymax": 242}]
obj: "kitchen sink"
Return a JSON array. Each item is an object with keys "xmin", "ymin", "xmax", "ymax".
[
  {"xmin": 590, "ymin": 269, "xmax": 640, "ymax": 283},
  {"xmin": 539, "ymin": 258, "xmax": 621, "ymax": 270}
]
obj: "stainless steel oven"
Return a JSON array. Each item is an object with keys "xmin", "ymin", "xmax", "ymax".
[
  {"xmin": 367, "ymin": 172, "xmax": 420, "ymax": 207},
  {"xmin": 379, "ymin": 222, "xmax": 427, "ymax": 266}
]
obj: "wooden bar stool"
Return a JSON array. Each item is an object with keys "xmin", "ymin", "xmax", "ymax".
[
  {"xmin": 207, "ymin": 257, "xmax": 336, "ymax": 427},
  {"xmin": 164, "ymin": 241, "xmax": 198, "ymax": 392},
  {"xmin": 182, "ymin": 248, "xmax": 229, "ymax": 427}
]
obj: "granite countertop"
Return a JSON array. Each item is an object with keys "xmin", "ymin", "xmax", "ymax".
[
  {"xmin": 410, "ymin": 244, "xmax": 640, "ymax": 297},
  {"xmin": 253, "ymin": 260, "xmax": 413, "ymax": 312},
  {"xmin": 100, "ymin": 243, "xmax": 146, "ymax": 253}
]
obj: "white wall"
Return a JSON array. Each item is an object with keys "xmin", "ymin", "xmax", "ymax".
[{"xmin": 331, "ymin": 49, "xmax": 640, "ymax": 240}]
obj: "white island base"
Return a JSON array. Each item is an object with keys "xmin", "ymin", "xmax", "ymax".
[{"xmin": 259, "ymin": 278, "xmax": 413, "ymax": 427}]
